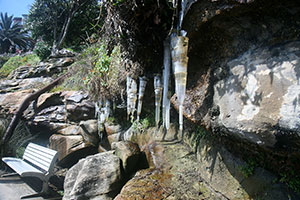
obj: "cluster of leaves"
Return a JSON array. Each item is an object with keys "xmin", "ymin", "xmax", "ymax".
[
  {"xmin": 0, "ymin": 53, "xmax": 40, "ymax": 78},
  {"xmin": 83, "ymin": 44, "xmax": 111, "ymax": 87},
  {"xmin": 132, "ymin": 117, "xmax": 154, "ymax": 133},
  {"xmin": 82, "ymin": 43, "xmax": 124, "ymax": 101},
  {"xmin": 27, "ymin": 0, "xmax": 101, "ymax": 50},
  {"xmin": 33, "ymin": 40, "xmax": 51, "ymax": 60},
  {"xmin": 0, "ymin": 13, "xmax": 32, "ymax": 54}
]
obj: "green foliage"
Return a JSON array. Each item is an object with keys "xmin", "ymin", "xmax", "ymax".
[
  {"xmin": 82, "ymin": 43, "xmax": 123, "ymax": 100},
  {"xmin": 0, "ymin": 54, "xmax": 40, "ymax": 77},
  {"xmin": 33, "ymin": 40, "xmax": 51, "ymax": 60},
  {"xmin": 83, "ymin": 43, "xmax": 111, "ymax": 87},
  {"xmin": 280, "ymin": 170, "xmax": 300, "ymax": 193},
  {"xmin": 239, "ymin": 159, "xmax": 256, "ymax": 178},
  {"xmin": 0, "ymin": 12, "xmax": 31, "ymax": 53},
  {"xmin": 132, "ymin": 117, "xmax": 155, "ymax": 133},
  {"xmin": 55, "ymin": 42, "xmax": 124, "ymax": 100},
  {"xmin": 0, "ymin": 55, "xmax": 10, "ymax": 68},
  {"xmin": 27, "ymin": 0, "xmax": 100, "ymax": 48}
]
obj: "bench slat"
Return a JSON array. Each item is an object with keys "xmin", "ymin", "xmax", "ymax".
[
  {"xmin": 23, "ymin": 153, "xmax": 50, "ymax": 172},
  {"xmin": 22, "ymin": 143, "xmax": 58, "ymax": 172},
  {"xmin": 27, "ymin": 143, "xmax": 57, "ymax": 156},
  {"xmin": 24, "ymin": 147, "xmax": 54, "ymax": 162}
]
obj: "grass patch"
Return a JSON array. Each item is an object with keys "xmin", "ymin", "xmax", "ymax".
[{"xmin": 0, "ymin": 54, "xmax": 40, "ymax": 78}]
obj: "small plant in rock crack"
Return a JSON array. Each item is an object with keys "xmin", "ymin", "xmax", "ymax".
[{"xmin": 239, "ymin": 159, "xmax": 256, "ymax": 178}]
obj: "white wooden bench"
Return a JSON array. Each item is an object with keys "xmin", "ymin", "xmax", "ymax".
[{"xmin": 1, "ymin": 143, "xmax": 58, "ymax": 199}]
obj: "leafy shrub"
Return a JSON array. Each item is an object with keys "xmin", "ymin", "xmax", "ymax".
[
  {"xmin": 33, "ymin": 40, "xmax": 51, "ymax": 60},
  {"xmin": 0, "ymin": 55, "xmax": 10, "ymax": 68},
  {"xmin": 82, "ymin": 43, "xmax": 124, "ymax": 101},
  {"xmin": 0, "ymin": 54, "xmax": 40, "ymax": 77}
]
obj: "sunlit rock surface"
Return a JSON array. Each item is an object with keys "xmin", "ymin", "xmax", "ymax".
[
  {"xmin": 63, "ymin": 151, "xmax": 123, "ymax": 200},
  {"xmin": 8, "ymin": 57, "xmax": 74, "ymax": 79},
  {"xmin": 111, "ymin": 141, "xmax": 141, "ymax": 174},
  {"xmin": 212, "ymin": 41, "xmax": 300, "ymax": 149}
]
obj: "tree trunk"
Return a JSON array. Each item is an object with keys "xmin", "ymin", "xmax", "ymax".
[
  {"xmin": 1, "ymin": 73, "xmax": 69, "ymax": 146},
  {"xmin": 55, "ymin": 0, "xmax": 90, "ymax": 50},
  {"xmin": 56, "ymin": 14, "xmax": 73, "ymax": 50}
]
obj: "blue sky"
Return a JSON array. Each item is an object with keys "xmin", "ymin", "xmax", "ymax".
[{"xmin": 0, "ymin": 0, "xmax": 35, "ymax": 17}]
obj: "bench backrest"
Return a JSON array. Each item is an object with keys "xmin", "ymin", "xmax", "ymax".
[{"xmin": 23, "ymin": 143, "xmax": 58, "ymax": 173}]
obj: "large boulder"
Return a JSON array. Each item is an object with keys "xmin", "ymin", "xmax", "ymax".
[
  {"xmin": 114, "ymin": 169, "xmax": 172, "ymax": 200},
  {"xmin": 26, "ymin": 91, "xmax": 95, "ymax": 132},
  {"xmin": 79, "ymin": 119, "xmax": 99, "ymax": 146},
  {"xmin": 111, "ymin": 141, "xmax": 141, "ymax": 175},
  {"xmin": 63, "ymin": 151, "xmax": 123, "ymax": 200},
  {"xmin": 172, "ymin": 0, "xmax": 300, "ymax": 153},
  {"xmin": 105, "ymin": 122, "xmax": 123, "ymax": 136},
  {"xmin": 49, "ymin": 48, "xmax": 76, "ymax": 58},
  {"xmin": 50, "ymin": 134, "xmax": 86, "ymax": 160},
  {"xmin": 0, "ymin": 89, "xmax": 34, "ymax": 115},
  {"xmin": 65, "ymin": 91, "xmax": 95, "ymax": 122}
]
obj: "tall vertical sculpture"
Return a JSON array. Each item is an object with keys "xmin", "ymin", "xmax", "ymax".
[
  {"xmin": 170, "ymin": 32, "xmax": 189, "ymax": 136},
  {"xmin": 162, "ymin": 40, "xmax": 171, "ymax": 130},
  {"xmin": 154, "ymin": 74, "xmax": 163, "ymax": 127},
  {"xmin": 137, "ymin": 76, "xmax": 147, "ymax": 121},
  {"xmin": 126, "ymin": 76, "xmax": 137, "ymax": 122}
]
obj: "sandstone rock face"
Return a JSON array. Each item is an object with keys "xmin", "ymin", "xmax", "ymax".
[
  {"xmin": 111, "ymin": 141, "xmax": 140, "ymax": 174},
  {"xmin": 0, "ymin": 89, "xmax": 34, "ymax": 115},
  {"xmin": 107, "ymin": 133, "xmax": 122, "ymax": 146},
  {"xmin": 182, "ymin": 134, "xmax": 299, "ymax": 200},
  {"xmin": 8, "ymin": 57, "xmax": 74, "ymax": 79},
  {"xmin": 50, "ymin": 134, "xmax": 85, "ymax": 160},
  {"xmin": 65, "ymin": 91, "xmax": 95, "ymax": 122},
  {"xmin": 63, "ymin": 151, "xmax": 123, "ymax": 200},
  {"xmin": 114, "ymin": 169, "xmax": 172, "ymax": 200},
  {"xmin": 212, "ymin": 41, "xmax": 300, "ymax": 149},
  {"xmin": 79, "ymin": 119, "xmax": 99, "ymax": 146},
  {"xmin": 0, "ymin": 77, "xmax": 52, "ymax": 93},
  {"xmin": 178, "ymin": 0, "xmax": 300, "ymax": 153},
  {"xmin": 105, "ymin": 122, "xmax": 123, "ymax": 136},
  {"xmin": 57, "ymin": 125, "xmax": 82, "ymax": 136}
]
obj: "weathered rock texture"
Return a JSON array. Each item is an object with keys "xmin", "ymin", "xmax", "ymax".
[
  {"xmin": 114, "ymin": 169, "xmax": 172, "ymax": 200},
  {"xmin": 63, "ymin": 151, "xmax": 123, "ymax": 200},
  {"xmin": 111, "ymin": 141, "xmax": 140, "ymax": 174},
  {"xmin": 8, "ymin": 57, "xmax": 74, "ymax": 79},
  {"xmin": 212, "ymin": 41, "xmax": 300, "ymax": 149},
  {"xmin": 169, "ymin": 0, "xmax": 300, "ymax": 154}
]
